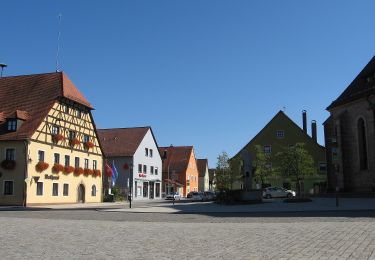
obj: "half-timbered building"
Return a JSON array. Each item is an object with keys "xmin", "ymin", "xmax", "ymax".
[{"xmin": 0, "ymin": 72, "xmax": 103, "ymax": 205}]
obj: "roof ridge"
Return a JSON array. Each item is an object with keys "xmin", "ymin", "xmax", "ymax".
[
  {"xmin": 98, "ymin": 126, "xmax": 151, "ymax": 130},
  {"xmin": 0, "ymin": 71, "xmax": 61, "ymax": 79}
]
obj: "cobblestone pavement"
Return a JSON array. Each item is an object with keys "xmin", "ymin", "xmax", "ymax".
[{"xmin": 1, "ymin": 210, "xmax": 375, "ymax": 259}]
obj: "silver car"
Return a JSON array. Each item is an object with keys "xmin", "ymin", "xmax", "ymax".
[
  {"xmin": 263, "ymin": 187, "xmax": 296, "ymax": 199},
  {"xmin": 165, "ymin": 192, "xmax": 181, "ymax": 200}
]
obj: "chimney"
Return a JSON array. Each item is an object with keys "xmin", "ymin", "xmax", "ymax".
[
  {"xmin": 302, "ymin": 110, "xmax": 307, "ymax": 134},
  {"xmin": 311, "ymin": 120, "xmax": 317, "ymax": 142},
  {"xmin": 0, "ymin": 63, "xmax": 7, "ymax": 77}
]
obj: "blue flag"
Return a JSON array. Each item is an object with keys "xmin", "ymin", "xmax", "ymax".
[{"xmin": 111, "ymin": 161, "xmax": 119, "ymax": 187}]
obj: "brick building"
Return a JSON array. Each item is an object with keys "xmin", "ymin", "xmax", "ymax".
[{"xmin": 324, "ymin": 56, "xmax": 375, "ymax": 192}]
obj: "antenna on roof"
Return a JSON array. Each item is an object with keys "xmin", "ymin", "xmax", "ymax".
[
  {"xmin": 0, "ymin": 63, "xmax": 7, "ymax": 77},
  {"xmin": 55, "ymin": 13, "xmax": 62, "ymax": 72}
]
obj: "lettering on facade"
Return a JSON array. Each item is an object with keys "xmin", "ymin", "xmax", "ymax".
[
  {"xmin": 139, "ymin": 173, "xmax": 147, "ymax": 177},
  {"xmin": 45, "ymin": 174, "xmax": 59, "ymax": 180}
]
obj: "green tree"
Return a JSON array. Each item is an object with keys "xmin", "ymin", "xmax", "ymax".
[
  {"xmin": 215, "ymin": 152, "xmax": 242, "ymax": 191},
  {"xmin": 276, "ymin": 143, "xmax": 315, "ymax": 196},
  {"xmin": 252, "ymin": 145, "xmax": 273, "ymax": 187}
]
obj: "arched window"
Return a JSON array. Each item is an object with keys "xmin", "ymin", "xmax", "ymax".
[
  {"xmin": 357, "ymin": 118, "xmax": 368, "ymax": 170},
  {"xmin": 91, "ymin": 185, "xmax": 97, "ymax": 196}
]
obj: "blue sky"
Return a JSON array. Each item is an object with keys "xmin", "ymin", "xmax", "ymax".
[{"xmin": 1, "ymin": 1, "xmax": 375, "ymax": 167}]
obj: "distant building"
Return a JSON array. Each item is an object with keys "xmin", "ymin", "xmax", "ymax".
[
  {"xmin": 197, "ymin": 159, "xmax": 209, "ymax": 192},
  {"xmin": 159, "ymin": 146, "xmax": 199, "ymax": 197},
  {"xmin": 232, "ymin": 110, "xmax": 327, "ymax": 194},
  {"xmin": 98, "ymin": 127, "xmax": 162, "ymax": 200},
  {"xmin": 0, "ymin": 72, "xmax": 103, "ymax": 205},
  {"xmin": 324, "ymin": 56, "xmax": 375, "ymax": 192}
]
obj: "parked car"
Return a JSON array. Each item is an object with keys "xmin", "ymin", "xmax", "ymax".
[
  {"xmin": 204, "ymin": 191, "xmax": 216, "ymax": 201},
  {"xmin": 263, "ymin": 187, "xmax": 296, "ymax": 199},
  {"xmin": 190, "ymin": 192, "xmax": 205, "ymax": 201},
  {"xmin": 187, "ymin": 192, "xmax": 194, "ymax": 198},
  {"xmin": 165, "ymin": 192, "xmax": 181, "ymax": 200}
]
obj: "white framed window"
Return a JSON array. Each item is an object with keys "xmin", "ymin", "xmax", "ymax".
[
  {"xmin": 3, "ymin": 180, "xmax": 14, "ymax": 195},
  {"xmin": 150, "ymin": 149, "xmax": 153, "ymax": 158},
  {"xmin": 264, "ymin": 145, "xmax": 272, "ymax": 154},
  {"xmin": 84, "ymin": 159, "xmax": 89, "ymax": 169},
  {"xmin": 52, "ymin": 125, "xmax": 59, "ymax": 135},
  {"xmin": 143, "ymin": 165, "xmax": 147, "ymax": 174},
  {"xmin": 145, "ymin": 148, "xmax": 149, "ymax": 157},
  {"xmin": 155, "ymin": 167, "xmax": 158, "ymax": 175},
  {"xmin": 36, "ymin": 182, "xmax": 43, "ymax": 196},
  {"xmin": 65, "ymin": 155, "xmax": 70, "ymax": 167},
  {"xmin": 54, "ymin": 153, "xmax": 60, "ymax": 164},
  {"xmin": 38, "ymin": 150, "xmax": 45, "ymax": 162},
  {"xmin": 75, "ymin": 157, "xmax": 80, "ymax": 168},
  {"xmin": 52, "ymin": 183, "xmax": 58, "ymax": 196},
  {"xmin": 7, "ymin": 119, "xmax": 17, "ymax": 131},
  {"xmin": 276, "ymin": 130, "xmax": 285, "ymax": 138},
  {"xmin": 5, "ymin": 148, "xmax": 15, "ymax": 160},
  {"xmin": 93, "ymin": 160, "xmax": 97, "ymax": 170},
  {"xmin": 63, "ymin": 184, "xmax": 69, "ymax": 196},
  {"xmin": 150, "ymin": 166, "xmax": 154, "ymax": 175},
  {"xmin": 138, "ymin": 164, "xmax": 142, "ymax": 173},
  {"xmin": 83, "ymin": 134, "xmax": 90, "ymax": 143},
  {"xmin": 91, "ymin": 185, "xmax": 97, "ymax": 196}
]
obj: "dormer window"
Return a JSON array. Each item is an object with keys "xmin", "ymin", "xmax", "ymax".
[{"xmin": 7, "ymin": 119, "xmax": 17, "ymax": 131}]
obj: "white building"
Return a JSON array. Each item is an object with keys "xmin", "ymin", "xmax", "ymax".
[{"xmin": 98, "ymin": 127, "xmax": 162, "ymax": 200}]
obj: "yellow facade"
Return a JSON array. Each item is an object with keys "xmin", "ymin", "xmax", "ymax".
[{"xmin": 0, "ymin": 101, "xmax": 103, "ymax": 205}]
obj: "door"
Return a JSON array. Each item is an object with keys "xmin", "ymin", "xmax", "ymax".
[
  {"xmin": 78, "ymin": 184, "xmax": 85, "ymax": 203},
  {"xmin": 149, "ymin": 182, "xmax": 154, "ymax": 199}
]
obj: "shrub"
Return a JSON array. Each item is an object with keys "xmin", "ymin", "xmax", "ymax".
[
  {"xmin": 74, "ymin": 167, "xmax": 84, "ymax": 175},
  {"xmin": 64, "ymin": 165, "xmax": 75, "ymax": 174},
  {"xmin": 84, "ymin": 168, "xmax": 94, "ymax": 175},
  {"xmin": 52, "ymin": 163, "xmax": 64, "ymax": 173},
  {"xmin": 93, "ymin": 169, "xmax": 101, "ymax": 177}
]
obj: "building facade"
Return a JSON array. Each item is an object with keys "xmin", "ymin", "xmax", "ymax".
[
  {"xmin": 0, "ymin": 72, "xmax": 103, "ymax": 205},
  {"xmin": 197, "ymin": 159, "xmax": 209, "ymax": 192},
  {"xmin": 98, "ymin": 127, "xmax": 162, "ymax": 200},
  {"xmin": 232, "ymin": 110, "xmax": 327, "ymax": 194},
  {"xmin": 325, "ymin": 56, "xmax": 375, "ymax": 192},
  {"xmin": 159, "ymin": 146, "xmax": 199, "ymax": 197}
]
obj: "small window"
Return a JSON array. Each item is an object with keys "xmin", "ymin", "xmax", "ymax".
[
  {"xmin": 145, "ymin": 148, "xmax": 149, "ymax": 157},
  {"xmin": 83, "ymin": 134, "xmax": 90, "ymax": 143},
  {"xmin": 69, "ymin": 130, "xmax": 76, "ymax": 140},
  {"xmin": 52, "ymin": 125, "xmax": 59, "ymax": 135},
  {"xmin": 84, "ymin": 159, "xmax": 89, "ymax": 169},
  {"xmin": 150, "ymin": 166, "xmax": 154, "ymax": 175},
  {"xmin": 4, "ymin": 181, "xmax": 13, "ymax": 195},
  {"xmin": 276, "ymin": 130, "xmax": 285, "ymax": 138},
  {"xmin": 37, "ymin": 182, "xmax": 43, "ymax": 196},
  {"xmin": 150, "ymin": 149, "xmax": 153, "ymax": 158},
  {"xmin": 155, "ymin": 167, "xmax": 158, "ymax": 175},
  {"xmin": 75, "ymin": 157, "xmax": 80, "ymax": 168},
  {"xmin": 7, "ymin": 119, "xmax": 17, "ymax": 131},
  {"xmin": 54, "ymin": 153, "xmax": 60, "ymax": 164},
  {"xmin": 264, "ymin": 146, "xmax": 272, "ymax": 154},
  {"xmin": 63, "ymin": 184, "xmax": 69, "ymax": 196},
  {"xmin": 93, "ymin": 160, "xmax": 97, "ymax": 170},
  {"xmin": 138, "ymin": 164, "xmax": 142, "ymax": 173},
  {"xmin": 64, "ymin": 105, "xmax": 69, "ymax": 114},
  {"xmin": 52, "ymin": 183, "xmax": 58, "ymax": 196},
  {"xmin": 38, "ymin": 150, "xmax": 45, "ymax": 162},
  {"xmin": 143, "ymin": 165, "xmax": 147, "ymax": 174},
  {"xmin": 332, "ymin": 148, "xmax": 338, "ymax": 161},
  {"xmin": 5, "ymin": 148, "xmax": 15, "ymax": 161},
  {"xmin": 91, "ymin": 185, "xmax": 97, "ymax": 196},
  {"xmin": 76, "ymin": 109, "xmax": 81, "ymax": 118},
  {"xmin": 319, "ymin": 163, "xmax": 327, "ymax": 172},
  {"xmin": 65, "ymin": 155, "xmax": 70, "ymax": 167}
]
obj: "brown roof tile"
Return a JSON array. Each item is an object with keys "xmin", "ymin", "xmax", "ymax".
[
  {"xmin": 328, "ymin": 56, "xmax": 375, "ymax": 110},
  {"xmin": 0, "ymin": 72, "xmax": 93, "ymax": 141},
  {"xmin": 196, "ymin": 159, "xmax": 208, "ymax": 177},
  {"xmin": 97, "ymin": 127, "xmax": 150, "ymax": 157},
  {"xmin": 159, "ymin": 146, "xmax": 193, "ymax": 173}
]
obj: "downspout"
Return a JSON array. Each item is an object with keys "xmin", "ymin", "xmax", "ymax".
[{"xmin": 23, "ymin": 140, "xmax": 29, "ymax": 207}]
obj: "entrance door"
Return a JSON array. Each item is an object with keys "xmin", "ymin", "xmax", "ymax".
[
  {"xmin": 149, "ymin": 182, "xmax": 154, "ymax": 199},
  {"xmin": 78, "ymin": 184, "xmax": 85, "ymax": 203}
]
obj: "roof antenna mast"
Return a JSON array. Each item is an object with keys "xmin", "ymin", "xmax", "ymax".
[{"xmin": 55, "ymin": 13, "xmax": 62, "ymax": 72}]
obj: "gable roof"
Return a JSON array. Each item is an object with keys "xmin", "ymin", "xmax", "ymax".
[
  {"xmin": 97, "ymin": 127, "xmax": 152, "ymax": 157},
  {"xmin": 0, "ymin": 72, "xmax": 93, "ymax": 141},
  {"xmin": 196, "ymin": 159, "xmax": 208, "ymax": 177},
  {"xmin": 327, "ymin": 56, "xmax": 375, "ymax": 110},
  {"xmin": 158, "ymin": 146, "xmax": 193, "ymax": 173},
  {"xmin": 232, "ymin": 110, "xmax": 324, "ymax": 159}
]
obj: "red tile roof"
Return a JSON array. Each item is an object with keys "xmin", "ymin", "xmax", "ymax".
[
  {"xmin": 327, "ymin": 56, "xmax": 375, "ymax": 109},
  {"xmin": 158, "ymin": 146, "xmax": 193, "ymax": 173},
  {"xmin": 196, "ymin": 159, "xmax": 208, "ymax": 177},
  {"xmin": 0, "ymin": 72, "xmax": 93, "ymax": 140},
  {"xmin": 97, "ymin": 127, "xmax": 150, "ymax": 157}
]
